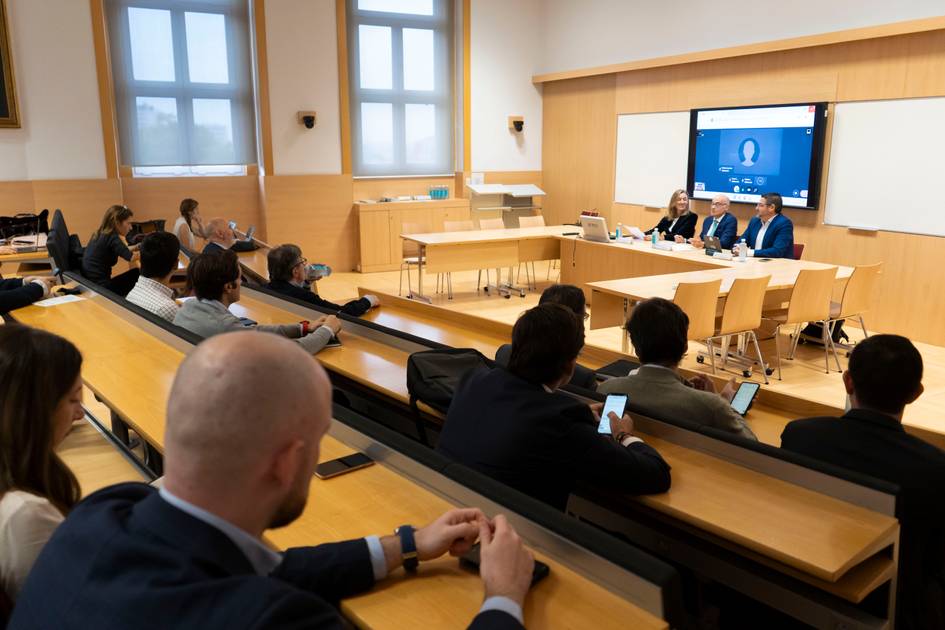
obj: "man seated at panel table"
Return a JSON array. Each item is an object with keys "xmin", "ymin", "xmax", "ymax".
[
  {"xmin": 125, "ymin": 232, "xmax": 182, "ymax": 323},
  {"xmin": 0, "ymin": 275, "xmax": 55, "ymax": 314},
  {"xmin": 598, "ymin": 298, "xmax": 757, "ymax": 441},
  {"xmin": 732, "ymin": 192, "xmax": 794, "ymax": 259},
  {"xmin": 266, "ymin": 244, "xmax": 380, "ymax": 317},
  {"xmin": 174, "ymin": 250, "xmax": 341, "ymax": 355},
  {"xmin": 676, "ymin": 194, "xmax": 738, "ymax": 250},
  {"xmin": 493, "ymin": 284, "xmax": 597, "ymax": 390},
  {"xmin": 11, "ymin": 333, "xmax": 534, "ymax": 629},
  {"xmin": 438, "ymin": 303, "xmax": 672, "ymax": 511},
  {"xmin": 781, "ymin": 335, "xmax": 945, "ymax": 630},
  {"xmin": 201, "ymin": 218, "xmax": 236, "ymax": 255}
]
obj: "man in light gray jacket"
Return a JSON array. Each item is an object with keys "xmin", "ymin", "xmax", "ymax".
[
  {"xmin": 174, "ymin": 249, "xmax": 340, "ymax": 355},
  {"xmin": 598, "ymin": 298, "xmax": 757, "ymax": 441}
]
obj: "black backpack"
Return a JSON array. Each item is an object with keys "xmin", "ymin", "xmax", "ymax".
[{"xmin": 406, "ymin": 348, "xmax": 493, "ymax": 415}]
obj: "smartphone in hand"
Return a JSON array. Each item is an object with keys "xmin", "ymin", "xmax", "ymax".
[{"xmin": 598, "ymin": 394, "xmax": 628, "ymax": 434}]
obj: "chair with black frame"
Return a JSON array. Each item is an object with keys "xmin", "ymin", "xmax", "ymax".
[{"xmin": 47, "ymin": 209, "xmax": 82, "ymax": 282}]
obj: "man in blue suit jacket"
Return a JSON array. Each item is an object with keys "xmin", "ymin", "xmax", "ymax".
[
  {"xmin": 677, "ymin": 194, "xmax": 738, "ymax": 250},
  {"xmin": 12, "ymin": 333, "xmax": 533, "ymax": 630},
  {"xmin": 734, "ymin": 192, "xmax": 795, "ymax": 259}
]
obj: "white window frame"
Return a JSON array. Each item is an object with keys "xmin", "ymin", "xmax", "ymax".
[
  {"xmin": 347, "ymin": 0, "xmax": 454, "ymax": 177},
  {"xmin": 106, "ymin": 0, "xmax": 257, "ymax": 170}
]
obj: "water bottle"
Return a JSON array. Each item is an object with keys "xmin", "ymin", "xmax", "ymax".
[
  {"xmin": 306, "ymin": 263, "xmax": 332, "ymax": 282},
  {"xmin": 615, "ymin": 224, "xmax": 622, "ymax": 239},
  {"xmin": 738, "ymin": 239, "xmax": 747, "ymax": 262},
  {"xmin": 651, "ymin": 230, "xmax": 658, "ymax": 246}
]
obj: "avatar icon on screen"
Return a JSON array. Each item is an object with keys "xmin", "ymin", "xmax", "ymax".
[{"xmin": 739, "ymin": 138, "xmax": 758, "ymax": 167}]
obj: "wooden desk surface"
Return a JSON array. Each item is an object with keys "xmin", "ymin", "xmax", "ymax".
[
  {"xmin": 638, "ymin": 435, "xmax": 898, "ymax": 583},
  {"xmin": 589, "ymin": 258, "xmax": 854, "ymax": 302},
  {"xmin": 237, "ymin": 249, "xmax": 271, "ymax": 283},
  {"xmin": 402, "ymin": 225, "xmax": 575, "ymax": 246},
  {"xmin": 59, "ymin": 419, "xmax": 146, "ymax": 496},
  {"xmin": 265, "ymin": 436, "xmax": 667, "ymax": 630},
  {"xmin": 0, "ymin": 248, "xmax": 50, "ymax": 263},
  {"xmin": 11, "ymin": 296, "xmax": 181, "ymax": 451}
]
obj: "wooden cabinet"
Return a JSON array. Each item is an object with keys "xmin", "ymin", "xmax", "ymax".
[{"xmin": 357, "ymin": 199, "xmax": 470, "ymax": 272}]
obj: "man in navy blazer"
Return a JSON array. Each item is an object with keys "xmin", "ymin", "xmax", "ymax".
[
  {"xmin": 677, "ymin": 194, "xmax": 738, "ymax": 250},
  {"xmin": 733, "ymin": 192, "xmax": 795, "ymax": 259},
  {"xmin": 12, "ymin": 333, "xmax": 533, "ymax": 629}
]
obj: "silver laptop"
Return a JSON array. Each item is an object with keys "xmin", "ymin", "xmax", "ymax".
[
  {"xmin": 580, "ymin": 216, "xmax": 611, "ymax": 243},
  {"xmin": 703, "ymin": 235, "xmax": 722, "ymax": 254}
]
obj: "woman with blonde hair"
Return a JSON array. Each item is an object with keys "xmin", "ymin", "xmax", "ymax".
[
  {"xmin": 645, "ymin": 189, "xmax": 698, "ymax": 241},
  {"xmin": 0, "ymin": 325, "xmax": 84, "ymax": 603},
  {"xmin": 81, "ymin": 204, "xmax": 140, "ymax": 296}
]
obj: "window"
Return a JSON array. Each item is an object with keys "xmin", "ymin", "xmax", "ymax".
[
  {"xmin": 106, "ymin": 0, "xmax": 256, "ymax": 172},
  {"xmin": 348, "ymin": 0, "xmax": 453, "ymax": 176}
]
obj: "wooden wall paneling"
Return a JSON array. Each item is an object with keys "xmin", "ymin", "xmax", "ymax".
[
  {"xmin": 30, "ymin": 179, "xmax": 124, "ymax": 242},
  {"xmin": 352, "ymin": 176, "xmax": 456, "ymax": 201},
  {"xmin": 541, "ymin": 74, "xmax": 616, "ymax": 226},
  {"xmin": 121, "ymin": 176, "xmax": 263, "ymax": 240},
  {"xmin": 262, "ymin": 174, "xmax": 356, "ymax": 270},
  {"xmin": 902, "ymin": 30, "xmax": 945, "ymax": 98},
  {"xmin": 0, "ymin": 181, "xmax": 37, "ymax": 215}
]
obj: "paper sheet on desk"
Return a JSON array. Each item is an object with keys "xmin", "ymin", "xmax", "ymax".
[{"xmin": 34, "ymin": 294, "xmax": 85, "ymax": 307}]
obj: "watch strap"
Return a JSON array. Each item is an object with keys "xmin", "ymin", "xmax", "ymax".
[{"xmin": 396, "ymin": 525, "xmax": 419, "ymax": 572}]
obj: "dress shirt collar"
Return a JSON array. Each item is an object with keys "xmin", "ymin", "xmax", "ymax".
[
  {"xmin": 198, "ymin": 298, "xmax": 229, "ymax": 312},
  {"xmin": 158, "ymin": 487, "xmax": 282, "ymax": 576},
  {"xmin": 138, "ymin": 275, "xmax": 175, "ymax": 298}
]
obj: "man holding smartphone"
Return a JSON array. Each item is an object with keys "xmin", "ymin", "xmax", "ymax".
[
  {"xmin": 14, "ymin": 333, "xmax": 534, "ymax": 629},
  {"xmin": 438, "ymin": 303, "xmax": 672, "ymax": 511}
]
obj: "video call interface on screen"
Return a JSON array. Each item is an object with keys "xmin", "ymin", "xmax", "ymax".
[{"xmin": 690, "ymin": 105, "xmax": 818, "ymax": 208}]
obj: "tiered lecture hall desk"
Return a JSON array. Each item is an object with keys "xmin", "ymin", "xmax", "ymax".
[
  {"xmin": 0, "ymin": 247, "xmax": 54, "ymax": 275},
  {"xmin": 9, "ymin": 280, "xmax": 674, "ymax": 630}
]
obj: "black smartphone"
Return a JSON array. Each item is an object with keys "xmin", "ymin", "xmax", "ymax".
[
  {"xmin": 598, "ymin": 394, "xmax": 628, "ymax": 434},
  {"xmin": 324, "ymin": 336, "xmax": 342, "ymax": 348},
  {"xmin": 314, "ymin": 452, "xmax": 374, "ymax": 479},
  {"xmin": 459, "ymin": 542, "xmax": 550, "ymax": 587},
  {"xmin": 730, "ymin": 382, "xmax": 761, "ymax": 415}
]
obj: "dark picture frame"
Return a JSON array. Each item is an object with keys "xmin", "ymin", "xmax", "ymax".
[{"xmin": 0, "ymin": 0, "xmax": 20, "ymax": 128}]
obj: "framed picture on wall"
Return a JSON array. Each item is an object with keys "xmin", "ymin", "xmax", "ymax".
[{"xmin": 0, "ymin": 0, "xmax": 19, "ymax": 128}]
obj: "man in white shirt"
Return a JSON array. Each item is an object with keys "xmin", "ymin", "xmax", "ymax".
[
  {"xmin": 126, "ymin": 231, "xmax": 182, "ymax": 322},
  {"xmin": 733, "ymin": 192, "xmax": 795, "ymax": 259}
]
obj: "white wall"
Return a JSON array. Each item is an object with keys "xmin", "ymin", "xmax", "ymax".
[
  {"xmin": 265, "ymin": 0, "xmax": 342, "ymax": 175},
  {"xmin": 539, "ymin": 0, "xmax": 945, "ymax": 75},
  {"xmin": 0, "ymin": 0, "xmax": 106, "ymax": 181},
  {"xmin": 470, "ymin": 0, "xmax": 543, "ymax": 172}
]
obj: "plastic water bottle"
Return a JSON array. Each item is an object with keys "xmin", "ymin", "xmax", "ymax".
[
  {"xmin": 738, "ymin": 239, "xmax": 747, "ymax": 262},
  {"xmin": 615, "ymin": 224, "xmax": 622, "ymax": 239},
  {"xmin": 651, "ymin": 230, "xmax": 658, "ymax": 246},
  {"xmin": 306, "ymin": 263, "xmax": 332, "ymax": 281}
]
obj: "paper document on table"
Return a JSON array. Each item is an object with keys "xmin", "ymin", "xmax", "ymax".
[
  {"xmin": 671, "ymin": 243, "xmax": 695, "ymax": 252},
  {"xmin": 11, "ymin": 233, "xmax": 47, "ymax": 247},
  {"xmin": 624, "ymin": 226, "xmax": 647, "ymax": 240},
  {"xmin": 504, "ymin": 184, "xmax": 546, "ymax": 197},
  {"xmin": 34, "ymin": 294, "xmax": 85, "ymax": 307}
]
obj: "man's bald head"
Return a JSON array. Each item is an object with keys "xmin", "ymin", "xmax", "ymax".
[
  {"xmin": 206, "ymin": 218, "xmax": 235, "ymax": 246},
  {"xmin": 710, "ymin": 195, "xmax": 730, "ymax": 216},
  {"xmin": 164, "ymin": 332, "xmax": 331, "ymax": 491}
]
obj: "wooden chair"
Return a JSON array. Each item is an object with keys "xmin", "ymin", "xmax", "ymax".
[
  {"xmin": 399, "ymin": 221, "xmax": 427, "ymax": 298},
  {"xmin": 765, "ymin": 267, "xmax": 840, "ymax": 378},
  {"xmin": 827, "ymin": 262, "xmax": 883, "ymax": 350},
  {"xmin": 517, "ymin": 215, "xmax": 547, "ymax": 289},
  {"xmin": 793, "ymin": 243, "xmax": 806, "ymax": 260},
  {"xmin": 437, "ymin": 220, "xmax": 476, "ymax": 299},
  {"xmin": 704, "ymin": 275, "xmax": 772, "ymax": 384},
  {"xmin": 673, "ymin": 278, "xmax": 723, "ymax": 372},
  {"xmin": 477, "ymin": 218, "xmax": 506, "ymax": 292}
]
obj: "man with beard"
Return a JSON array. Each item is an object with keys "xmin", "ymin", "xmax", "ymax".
[{"xmin": 11, "ymin": 333, "xmax": 533, "ymax": 629}]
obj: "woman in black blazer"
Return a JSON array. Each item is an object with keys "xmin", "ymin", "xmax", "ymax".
[{"xmin": 645, "ymin": 189, "xmax": 697, "ymax": 241}]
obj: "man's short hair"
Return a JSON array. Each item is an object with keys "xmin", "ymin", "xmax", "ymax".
[
  {"xmin": 267, "ymin": 244, "xmax": 303, "ymax": 283},
  {"xmin": 761, "ymin": 192, "xmax": 783, "ymax": 214},
  {"xmin": 508, "ymin": 303, "xmax": 584, "ymax": 385},
  {"xmin": 139, "ymin": 232, "xmax": 181, "ymax": 279},
  {"xmin": 626, "ymin": 298, "xmax": 689, "ymax": 365},
  {"xmin": 849, "ymin": 334, "xmax": 922, "ymax": 415},
  {"xmin": 538, "ymin": 284, "xmax": 586, "ymax": 318},
  {"xmin": 189, "ymin": 250, "xmax": 240, "ymax": 301}
]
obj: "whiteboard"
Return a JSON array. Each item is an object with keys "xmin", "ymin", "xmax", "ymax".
[
  {"xmin": 825, "ymin": 97, "xmax": 945, "ymax": 237},
  {"xmin": 614, "ymin": 111, "xmax": 690, "ymax": 207}
]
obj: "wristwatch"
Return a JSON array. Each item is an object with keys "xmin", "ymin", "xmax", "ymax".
[
  {"xmin": 614, "ymin": 431, "xmax": 631, "ymax": 444},
  {"xmin": 395, "ymin": 525, "xmax": 419, "ymax": 572}
]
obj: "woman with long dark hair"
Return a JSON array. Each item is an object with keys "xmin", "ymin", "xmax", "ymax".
[
  {"xmin": 81, "ymin": 204, "xmax": 140, "ymax": 296},
  {"xmin": 173, "ymin": 198, "xmax": 209, "ymax": 251},
  {"xmin": 0, "ymin": 325, "xmax": 83, "ymax": 602}
]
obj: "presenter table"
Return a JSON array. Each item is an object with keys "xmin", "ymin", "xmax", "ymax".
[
  {"xmin": 400, "ymin": 226, "xmax": 575, "ymax": 301},
  {"xmin": 588, "ymin": 259, "xmax": 854, "ymax": 330}
]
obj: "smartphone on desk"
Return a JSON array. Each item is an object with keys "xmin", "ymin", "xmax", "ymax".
[
  {"xmin": 314, "ymin": 452, "xmax": 374, "ymax": 479},
  {"xmin": 730, "ymin": 382, "xmax": 761, "ymax": 415},
  {"xmin": 460, "ymin": 543, "xmax": 550, "ymax": 587},
  {"xmin": 598, "ymin": 394, "xmax": 628, "ymax": 434},
  {"xmin": 323, "ymin": 335, "xmax": 342, "ymax": 348}
]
